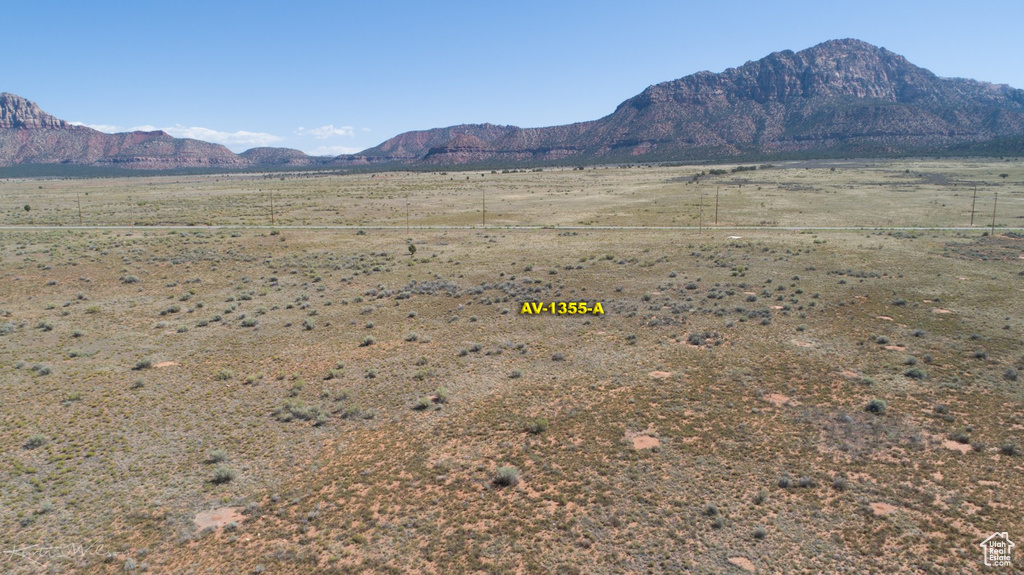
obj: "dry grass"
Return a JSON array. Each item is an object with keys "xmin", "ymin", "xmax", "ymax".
[{"xmin": 0, "ymin": 158, "xmax": 1021, "ymax": 573}]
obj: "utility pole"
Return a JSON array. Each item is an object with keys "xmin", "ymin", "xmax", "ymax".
[
  {"xmin": 991, "ymin": 192, "xmax": 998, "ymax": 236},
  {"xmin": 482, "ymin": 189, "xmax": 486, "ymax": 227},
  {"xmin": 406, "ymin": 195, "xmax": 410, "ymax": 234},
  {"xmin": 76, "ymin": 192, "xmax": 83, "ymax": 226},
  {"xmin": 698, "ymin": 188, "xmax": 704, "ymax": 233},
  {"xmin": 970, "ymin": 185, "xmax": 978, "ymax": 226},
  {"xmin": 270, "ymin": 191, "xmax": 275, "ymax": 226},
  {"xmin": 715, "ymin": 187, "xmax": 719, "ymax": 226},
  {"xmin": 128, "ymin": 196, "xmax": 135, "ymax": 231}
]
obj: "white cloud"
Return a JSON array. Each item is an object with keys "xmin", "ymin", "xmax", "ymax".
[
  {"xmin": 156, "ymin": 124, "xmax": 282, "ymax": 147},
  {"xmin": 294, "ymin": 124, "xmax": 356, "ymax": 139},
  {"xmin": 69, "ymin": 121, "xmax": 124, "ymax": 132},
  {"xmin": 305, "ymin": 145, "xmax": 363, "ymax": 157},
  {"xmin": 70, "ymin": 121, "xmax": 281, "ymax": 149}
]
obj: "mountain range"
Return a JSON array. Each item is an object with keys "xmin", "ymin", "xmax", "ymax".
[{"xmin": 2, "ymin": 39, "xmax": 1022, "ymax": 171}]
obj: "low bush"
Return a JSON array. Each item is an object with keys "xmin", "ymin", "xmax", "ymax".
[{"xmin": 493, "ymin": 466, "xmax": 520, "ymax": 487}]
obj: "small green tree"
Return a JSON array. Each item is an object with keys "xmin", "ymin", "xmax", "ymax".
[
  {"xmin": 24, "ymin": 204, "xmax": 31, "ymax": 212},
  {"xmin": 408, "ymin": 244, "xmax": 417, "ymax": 256}
]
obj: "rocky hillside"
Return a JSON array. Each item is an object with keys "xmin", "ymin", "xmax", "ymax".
[
  {"xmin": 4, "ymin": 39, "xmax": 1024, "ymax": 170},
  {"xmin": 0, "ymin": 93, "xmax": 248, "ymax": 169},
  {"xmin": 0, "ymin": 94, "xmax": 324, "ymax": 170},
  {"xmin": 353, "ymin": 39, "xmax": 1024, "ymax": 165},
  {"xmin": 238, "ymin": 147, "xmax": 326, "ymax": 166}
]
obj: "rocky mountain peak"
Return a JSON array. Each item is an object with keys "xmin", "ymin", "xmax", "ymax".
[{"xmin": 0, "ymin": 93, "xmax": 69, "ymax": 129}]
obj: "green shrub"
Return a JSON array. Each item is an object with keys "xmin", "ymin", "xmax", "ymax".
[
  {"xmin": 207, "ymin": 449, "xmax": 228, "ymax": 463},
  {"xmin": 865, "ymin": 399, "xmax": 887, "ymax": 414},
  {"xmin": 434, "ymin": 387, "xmax": 449, "ymax": 404},
  {"xmin": 210, "ymin": 466, "xmax": 237, "ymax": 484},
  {"xmin": 493, "ymin": 466, "xmax": 520, "ymax": 487},
  {"xmin": 526, "ymin": 418, "xmax": 549, "ymax": 434},
  {"xmin": 274, "ymin": 398, "xmax": 327, "ymax": 423},
  {"xmin": 24, "ymin": 434, "xmax": 47, "ymax": 449},
  {"xmin": 949, "ymin": 430, "xmax": 971, "ymax": 444},
  {"xmin": 214, "ymin": 369, "xmax": 235, "ymax": 381},
  {"xmin": 905, "ymin": 368, "xmax": 926, "ymax": 380}
]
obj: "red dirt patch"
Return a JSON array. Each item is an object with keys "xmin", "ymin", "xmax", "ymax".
[
  {"xmin": 648, "ymin": 371, "xmax": 672, "ymax": 379},
  {"xmin": 153, "ymin": 361, "xmax": 178, "ymax": 368},
  {"xmin": 840, "ymin": 370, "xmax": 860, "ymax": 379},
  {"xmin": 631, "ymin": 436, "xmax": 660, "ymax": 450},
  {"xmin": 791, "ymin": 340, "xmax": 814, "ymax": 348},
  {"xmin": 194, "ymin": 507, "xmax": 244, "ymax": 530},
  {"xmin": 884, "ymin": 345, "xmax": 906, "ymax": 351},
  {"xmin": 763, "ymin": 393, "xmax": 794, "ymax": 407},
  {"xmin": 728, "ymin": 557, "xmax": 756, "ymax": 572},
  {"xmin": 942, "ymin": 440, "xmax": 972, "ymax": 453},
  {"xmin": 626, "ymin": 428, "xmax": 661, "ymax": 450},
  {"xmin": 870, "ymin": 502, "xmax": 897, "ymax": 516},
  {"xmin": 932, "ymin": 308, "xmax": 953, "ymax": 314}
]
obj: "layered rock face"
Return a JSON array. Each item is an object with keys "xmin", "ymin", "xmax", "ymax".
[
  {"xmin": 0, "ymin": 93, "xmax": 70, "ymax": 129},
  {"xmin": 0, "ymin": 93, "xmax": 318, "ymax": 169},
  {"xmin": 352, "ymin": 39, "xmax": 1024, "ymax": 165},
  {"xmin": 4, "ymin": 39, "xmax": 1024, "ymax": 170}
]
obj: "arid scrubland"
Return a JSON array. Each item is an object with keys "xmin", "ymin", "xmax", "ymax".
[{"xmin": 0, "ymin": 158, "xmax": 1022, "ymax": 573}]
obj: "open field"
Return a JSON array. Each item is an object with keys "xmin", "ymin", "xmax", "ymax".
[
  {"xmin": 0, "ymin": 159, "xmax": 1023, "ymax": 574},
  {"xmin": 2, "ymin": 158, "xmax": 1023, "ymax": 230}
]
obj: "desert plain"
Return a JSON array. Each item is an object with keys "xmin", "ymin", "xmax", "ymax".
[{"xmin": 0, "ymin": 158, "xmax": 1022, "ymax": 573}]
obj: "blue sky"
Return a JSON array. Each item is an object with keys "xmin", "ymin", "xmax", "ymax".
[{"xmin": 5, "ymin": 1, "xmax": 1022, "ymax": 155}]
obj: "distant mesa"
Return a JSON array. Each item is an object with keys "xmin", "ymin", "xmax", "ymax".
[
  {"xmin": 356, "ymin": 38, "xmax": 1024, "ymax": 165},
  {"xmin": 3, "ymin": 38, "xmax": 1023, "ymax": 171},
  {"xmin": 239, "ymin": 147, "xmax": 323, "ymax": 166}
]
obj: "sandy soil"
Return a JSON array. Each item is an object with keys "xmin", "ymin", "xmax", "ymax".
[
  {"xmin": 194, "ymin": 507, "xmax": 244, "ymax": 530},
  {"xmin": 728, "ymin": 556, "xmax": 756, "ymax": 572},
  {"xmin": 870, "ymin": 502, "xmax": 897, "ymax": 516}
]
